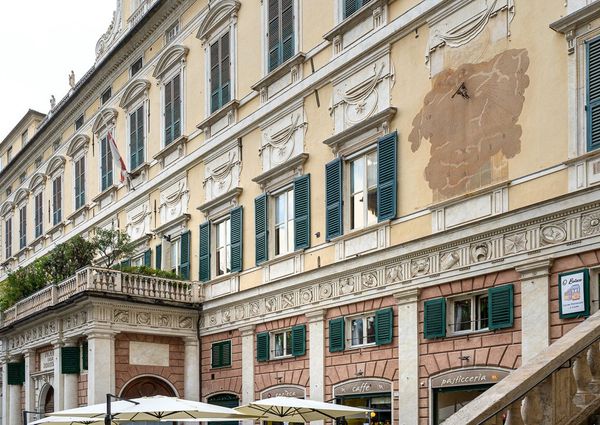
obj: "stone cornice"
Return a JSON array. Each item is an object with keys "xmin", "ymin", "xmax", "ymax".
[{"xmin": 550, "ymin": 2, "xmax": 600, "ymax": 34}]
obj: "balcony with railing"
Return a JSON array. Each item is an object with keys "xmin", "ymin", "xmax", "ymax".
[
  {"xmin": 445, "ymin": 310, "xmax": 600, "ymax": 425},
  {"xmin": 128, "ymin": 0, "xmax": 160, "ymax": 28},
  {"xmin": 0, "ymin": 266, "xmax": 202, "ymax": 328}
]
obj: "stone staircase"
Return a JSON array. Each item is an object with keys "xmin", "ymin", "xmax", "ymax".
[{"xmin": 445, "ymin": 310, "xmax": 600, "ymax": 424}]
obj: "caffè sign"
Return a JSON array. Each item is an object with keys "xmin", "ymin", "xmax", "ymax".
[
  {"xmin": 334, "ymin": 380, "xmax": 392, "ymax": 397},
  {"xmin": 261, "ymin": 386, "xmax": 306, "ymax": 399},
  {"xmin": 431, "ymin": 368, "xmax": 510, "ymax": 389}
]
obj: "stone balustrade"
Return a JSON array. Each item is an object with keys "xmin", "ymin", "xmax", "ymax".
[
  {"xmin": 128, "ymin": 0, "xmax": 159, "ymax": 27},
  {"xmin": 445, "ymin": 310, "xmax": 600, "ymax": 425},
  {"xmin": 0, "ymin": 266, "xmax": 203, "ymax": 328}
]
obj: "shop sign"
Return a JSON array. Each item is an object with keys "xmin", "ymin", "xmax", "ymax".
[
  {"xmin": 261, "ymin": 386, "xmax": 306, "ymax": 399},
  {"xmin": 559, "ymin": 269, "xmax": 590, "ymax": 319},
  {"xmin": 334, "ymin": 380, "xmax": 392, "ymax": 397},
  {"xmin": 430, "ymin": 368, "xmax": 509, "ymax": 389},
  {"xmin": 40, "ymin": 351, "xmax": 54, "ymax": 371}
]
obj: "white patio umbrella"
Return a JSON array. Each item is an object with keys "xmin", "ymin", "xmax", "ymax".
[
  {"xmin": 235, "ymin": 397, "xmax": 372, "ymax": 423},
  {"xmin": 52, "ymin": 396, "xmax": 251, "ymax": 421},
  {"xmin": 29, "ymin": 417, "xmax": 119, "ymax": 425}
]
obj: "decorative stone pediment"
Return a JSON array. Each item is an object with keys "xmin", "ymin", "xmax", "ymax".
[
  {"xmin": 95, "ymin": 0, "xmax": 123, "ymax": 62},
  {"xmin": 14, "ymin": 188, "xmax": 30, "ymax": 206},
  {"xmin": 29, "ymin": 173, "xmax": 46, "ymax": 192},
  {"xmin": 159, "ymin": 177, "xmax": 190, "ymax": 226},
  {"xmin": 126, "ymin": 200, "xmax": 152, "ymax": 242},
  {"xmin": 196, "ymin": 0, "xmax": 241, "ymax": 43},
  {"xmin": 66, "ymin": 134, "xmax": 91, "ymax": 158},
  {"xmin": 0, "ymin": 201, "xmax": 14, "ymax": 218},
  {"xmin": 330, "ymin": 47, "xmax": 394, "ymax": 134},
  {"xmin": 46, "ymin": 156, "xmax": 66, "ymax": 177},
  {"xmin": 152, "ymin": 45, "xmax": 189, "ymax": 80},
  {"xmin": 119, "ymin": 79, "xmax": 151, "ymax": 110},
  {"xmin": 92, "ymin": 108, "xmax": 118, "ymax": 134}
]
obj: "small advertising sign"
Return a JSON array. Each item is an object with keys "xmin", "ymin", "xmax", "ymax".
[{"xmin": 559, "ymin": 269, "xmax": 590, "ymax": 319}]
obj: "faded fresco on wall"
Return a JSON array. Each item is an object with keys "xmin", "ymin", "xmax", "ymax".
[{"xmin": 409, "ymin": 49, "xmax": 530, "ymax": 201}]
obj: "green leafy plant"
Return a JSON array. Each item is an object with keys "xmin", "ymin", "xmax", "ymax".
[
  {"xmin": 119, "ymin": 265, "xmax": 183, "ymax": 280},
  {"xmin": 93, "ymin": 228, "xmax": 135, "ymax": 268}
]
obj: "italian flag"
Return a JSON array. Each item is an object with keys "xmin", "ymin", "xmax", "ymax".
[{"xmin": 107, "ymin": 131, "xmax": 128, "ymax": 183}]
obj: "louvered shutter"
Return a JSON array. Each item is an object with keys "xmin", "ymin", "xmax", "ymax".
[
  {"xmin": 222, "ymin": 341, "xmax": 232, "ymax": 367},
  {"xmin": 199, "ymin": 222, "xmax": 211, "ymax": 282},
  {"xmin": 325, "ymin": 158, "xmax": 343, "ymax": 240},
  {"xmin": 101, "ymin": 136, "xmax": 113, "ymax": 191},
  {"xmin": 329, "ymin": 317, "xmax": 345, "ymax": 352},
  {"xmin": 375, "ymin": 307, "xmax": 393, "ymax": 345},
  {"xmin": 281, "ymin": 0, "xmax": 294, "ymax": 63},
  {"xmin": 120, "ymin": 259, "xmax": 131, "ymax": 268},
  {"xmin": 488, "ymin": 284, "xmax": 514, "ymax": 330},
  {"xmin": 220, "ymin": 32, "xmax": 231, "ymax": 107},
  {"xmin": 344, "ymin": 0, "xmax": 358, "ymax": 18},
  {"xmin": 143, "ymin": 249, "xmax": 152, "ymax": 267},
  {"xmin": 164, "ymin": 78, "xmax": 173, "ymax": 144},
  {"xmin": 293, "ymin": 174, "xmax": 310, "ymax": 250},
  {"xmin": 268, "ymin": 0, "xmax": 280, "ymax": 72},
  {"xmin": 179, "ymin": 230, "xmax": 191, "ymax": 280},
  {"xmin": 588, "ymin": 37, "xmax": 600, "ymax": 150},
  {"xmin": 7, "ymin": 362, "xmax": 24, "ymax": 385},
  {"xmin": 257, "ymin": 332, "xmax": 270, "ymax": 362},
  {"xmin": 211, "ymin": 342, "xmax": 221, "ymax": 368},
  {"xmin": 130, "ymin": 112, "xmax": 138, "ymax": 169},
  {"xmin": 377, "ymin": 131, "xmax": 397, "ymax": 221},
  {"xmin": 173, "ymin": 74, "xmax": 181, "ymax": 141},
  {"xmin": 424, "ymin": 298, "xmax": 446, "ymax": 339},
  {"xmin": 291, "ymin": 324, "xmax": 306, "ymax": 357},
  {"xmin": 211, "ymin": 40, "xmax": 221, "ymax": 112},
  {"xmin": 230, "ymin": 207, "xmax": 243, "ymax": 273},
  {"xmin": 255, "ymin": 194, "xmax": 268, "ymax": 265},
  {"xmin": 82, "ymin": 341, "xmax": 88, "ymax": 371},
  {"xmin": 61, "ymin": 346, "xmax": 81, "ymax": 374},
  {"xmin": 156, "ymin": 244, "xmax": 162, "ymax": 270}
]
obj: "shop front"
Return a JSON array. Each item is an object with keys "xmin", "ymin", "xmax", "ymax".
[
  {"xmin": 430, "ymin": 367, "xmax": 510, "ymax": 424},
  {"xmin": 261, "ymin": 385, "xmax": 306, "ymax": 425},
  {"xmin": 334, "ymin": 379, "xmax": 392, "ymax": 425}
]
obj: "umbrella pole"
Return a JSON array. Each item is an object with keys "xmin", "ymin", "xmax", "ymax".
[
  {"xmin": 22, "ymin": 409, "xmax": 44, "ymax": 425},
  {"xmin": 104, "ymin": 393, "xmax": 139, "ymax": 425}
]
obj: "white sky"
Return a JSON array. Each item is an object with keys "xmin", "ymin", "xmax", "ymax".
[{"xmin": 0, "ymin": 1, "xmax": 117, "ymax": 141}]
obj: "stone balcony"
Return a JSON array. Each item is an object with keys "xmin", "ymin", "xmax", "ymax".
[
  {"xmin": 128, "ymin": 0, "xmax": 160, "ymax": 28},
  {"xmin": 0, "ymin": 266, "xmax": 203, "ymax": 329}
]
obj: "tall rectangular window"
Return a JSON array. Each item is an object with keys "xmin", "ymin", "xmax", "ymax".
[
  {"xmin": 34, "ymin": 192, "xmax": 43, "ymax": 238},
  {"xmin": 7, "ymin": 147, "xmax": 12, "ymax": 163},
  {"xmin": 5, "ymin": 218, "xmax": 12, "ymax": 258},
  {"xmin": 349, "ymin": 151, "xmax": 377, "ymax": 231},
  {"xmin": 274, "ymin": 188, "xmax": 294, "ymax": 256},
  {"xmin": 75, "ymin": 114, "xmax": 84, "ymax": 131},
  {"xmin": 268, "ymin": 0, "xmax": 294, "ymax": 72},
  {"xmin": 343, "ymin": 0, "xmax": 372, "ymax": 19},
  {"xmin": 21, "ymin": 129, "xmax": 29, "ymax": 145},
  {"xmin": 19, "ymin": 206, "xmax": 26, "ymax": 249},
  {"xmin": 129, "ymin": 106, "xmax": 145, "ymax": 169},
  {"xmin": 170, "ymin": 238, "xmax": 181, "ymax": 275},
  {"xmin": 100, "ymin": 135, "xmax": 113, "ymax": 191},
  {"xmin": 74, "ymin": 157, "xmax": 86, "ymax": 210},
  {"xmin": 52, "ymin": 177, "xmax": 62, "ymax": 225},
  {"xmin": 210, "ymin": 32, "xmax": 231, "ymax": 113},
  {"xmin": 588, "ymin": 37, "xmax": 600, "ymax": 151},
  {"xmin": 215, "ymin": 218, "xmax": 231, "ymax": 276},
  {"xmin": 101, "ymin": 87, "xmax": 112, "ymax": 105},
  {"xmin": 164, "ymin": 74, "xmax": 182, "ymax": 145},
  {"xmin": 130, "ymin": 57, "xmax": 143, "ymax": 77}
]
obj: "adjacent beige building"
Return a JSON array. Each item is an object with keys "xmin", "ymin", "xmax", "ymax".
[{"xmin": 1, "ymin": 0, "xmax": 600, "ymax": 423}]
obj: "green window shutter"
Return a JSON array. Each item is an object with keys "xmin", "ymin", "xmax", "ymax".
[
  {"xmin": 144, "ymin": 249, "xmax": 152, "ymax": 267},
  {"xmin": 199, "ymin": 222, "xmax": 211, "ymax": 282},
  {"xmin": 255, "ymin": 194, "xmax": 268, "ymax": 265},
  {"xmin": 377, "ymin": 131, "xmax": 397, "ymax": 221},
  {"xmin": 156, "ymin": 244, "xmax": 162, "ymax": 270},
  {"xmin": 257, "ymin": 332, "xmax": 270, "ymax": 362},
  {"xmin": 268, "ymin": 0, "xmax": 281, "ymax": 72},
  {"xmin": 424, "ymin": 298, "xmax": 446, "ymax": 339},
  {"xmin": 291, "ymin": 324, "xmax": 306, "ymax": 357},
  {"xmin": 375, "ymin": 307, "xmax": 393, "ymax": 346},
  {"xmin": 179, "ymin": 230, "xmax": 191, "ymax": 280},
  {"xmin": 7, "ymin": 362, "xmax": 25, "ymax": 385},
  {"xmin": 220, "ymin": 32, "xmax": 231, "ymax": 107},
  {"xmin": 221, "ymin": 340, "xmax": 232, "ymax": 367},
  {"xmin": 61, "ymin": 346, "xmax": 81, "ymax": 374},
  {"xmin": 120, "ymin": 259, "xmax": 131, "ymax": 268},
  {"xmin": 230, "ymin": 207, "xmax": 243, "ymax": 273},
  {"xmin": 211, "ymin": 342, "xmax": 221, "ymax": 368},
  {"xmin": 164, "ymin": 78, "xmax": 173, "ymax": 144},
  {"xmin": 325, "ymin": 158, "xmax": 343, "ymax": 241},
  {"xmin": 588, "ymin": 37, "xmax": 600, "ymax": 150},
  {"xmin": 82, "ymin": 341, "xmax": 88, "ymax": 371},
  {"xmin": 281, "ymin": 0, "xmax": 294, "ymax": 64},
  {"xmin": 329, "ymin": 318, "xmax": 345, "ymax": 353},
  {"xmin": 293, "ymin": 174, "xmax": 310, "ymax": 251},
  {"xmin": 488, "ymin": 284, "xmax": 514, "ymax": 330}
]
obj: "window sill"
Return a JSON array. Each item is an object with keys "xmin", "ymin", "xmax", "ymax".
[
  {"xmin": 153, "ymin": 135, "xmax": 188, "ymax": 165},
  {"xmin": 323, "ymin": 107, "xmax": 396, "ymax": 154},
  {"xmin": 66, "ymin": 204, "xmax": 93, "ymax": 224},
  {"xmin": 270, "ymin": 354, "xmax": 294, "ymax": 361},
  {"xmin": 92, "ymin": 184, "xmax": 119, "ymax": 206},
  {"xmin": 324, "ymin": 0, "xmax": 394, "ymax": 42},
  {"xmin": 211, "ymin": 364, "xmax": 232, "ymax": 370},
  {"xmin": 446, "ymin": 328, "xmax": 491, "ymax": 338},
  {"xmin": 46, "ymin": 220, "xmax": 66, "ymax": 238},
  {"xmin": 251, "ymin": 53, "xmax": 306, "ymax": 95},
  {"xmin": 346, "ymin": 342, "xmax": 376, "ymax": 350},
  {"xmin": 197, "ymin": 100, "xmax": 240, "ymax": 138}
]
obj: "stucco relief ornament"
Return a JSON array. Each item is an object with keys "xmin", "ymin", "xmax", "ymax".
[
  {"xmin": 179, "ymin": 316, "xmax": 193, "ymax": 328},
  {"xmin": 209, "ymin": 314, "xmax": 217, "ymax": 326},
  {"xmin": 385, "ymin": 265, "xmax": 403, "ymax": 283},
  {"xmin": 260, "ymin": 114, "xmax": 301, "ymax": 166},
  {"xmin": 137, "ymin": 312, "xmax": 151, "ymax": 325},
  {"xmin": 222, "ymin": 309, "xmax": 232, "ymax": 323},
  {"xmin": 339, "ymin": 63, "xmax": 384, "ymax": 125},
  {"xmin": 205, "ymin": 152, "xmax": 237, "ymax": 198},
  {"xmin": 235, "ymin": 305, "xmax": 245, "ymax": 320},
  {"xmin": 340, "ymin": 277, "xmax": 355, "ymax": 295},
  {"xmin": 470, "ymin": 242, "xmax": 491, "ymax": 262},
  {"xmin": 582, "ymin": 214, "xmax": 600, "ymax": 236},
  {"xmin": 319, "ymin": 282, "xmax": 333, "ymax": 299},
  {"xmin": 541, "ymin": 224, "xmax": 567, "ymax": 244},
  {"xmin": 282, "ymin": 293, "xmax": 295, "ymax": 309},
  {"xmin": 411, "ymin": 258, "xmax": 430, "ymax": 277},
  {"xmin": 113, "ymin": 309, "xmax": 129, "ymax": 323},
  {"xmin": 300, "ymin": 288, "xmax": 313, "ymax": 304},
  {"xmin": 504, "ymin": 233, "xmax": 527, "ymax": 254},
  {"xmin": 440, "ymin": 251, "xmax": 460, "ymax": 270},
  {"xmin": 265, "ymin": 297, "xmax": 276, "ymax": 312},
  {"xmin": 158, "ymin": 315, "xmax": 171, "ymax": 327},
  {"xmin": 250, "ymin": 301, "xmax": 260, "ymax": 316},
  {"xmin": 362, "ymin": 272, "xmax": 378, "ymax": 288}
]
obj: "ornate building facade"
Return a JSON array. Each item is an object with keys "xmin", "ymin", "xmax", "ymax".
[{"xmin": 0, "ymin": 0, "xmax": 598, "ymax": 424}]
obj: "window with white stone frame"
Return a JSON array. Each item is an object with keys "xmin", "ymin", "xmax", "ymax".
[
  {"xmin": 4, "ymin": 216, "xmax": 12, "ymax": 259},
  {"xmin": 271, "ymin": 328, "xmax": 293, "ymax": 359},
  {"xmin": 34, "ymin": 191, "xmax": 43, "ymax": 239},
  {"xmin": 52, "ymin": 176, "xmax": 63, "ymax": 225},
  {"xmin": 273, "ymin": 186, "xmax": 294, "ymax": 257},
  {"xmin": 215, "ymin": 216, "xmax": 231, "ymax": 276},
  {"xmin": 18, "ymin": 205, "xmax": 26, "ymax": 250},
  {"xmin": 346, "ymin": 313, "xmax": 376, "ymax": 348},
  {"xmin": 448, "ymin": 292, "xmax": 489, "ymax": 335},
  {"xmin": 348, "ymin": 149, "xmax": 377, "ymax": 232}
]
